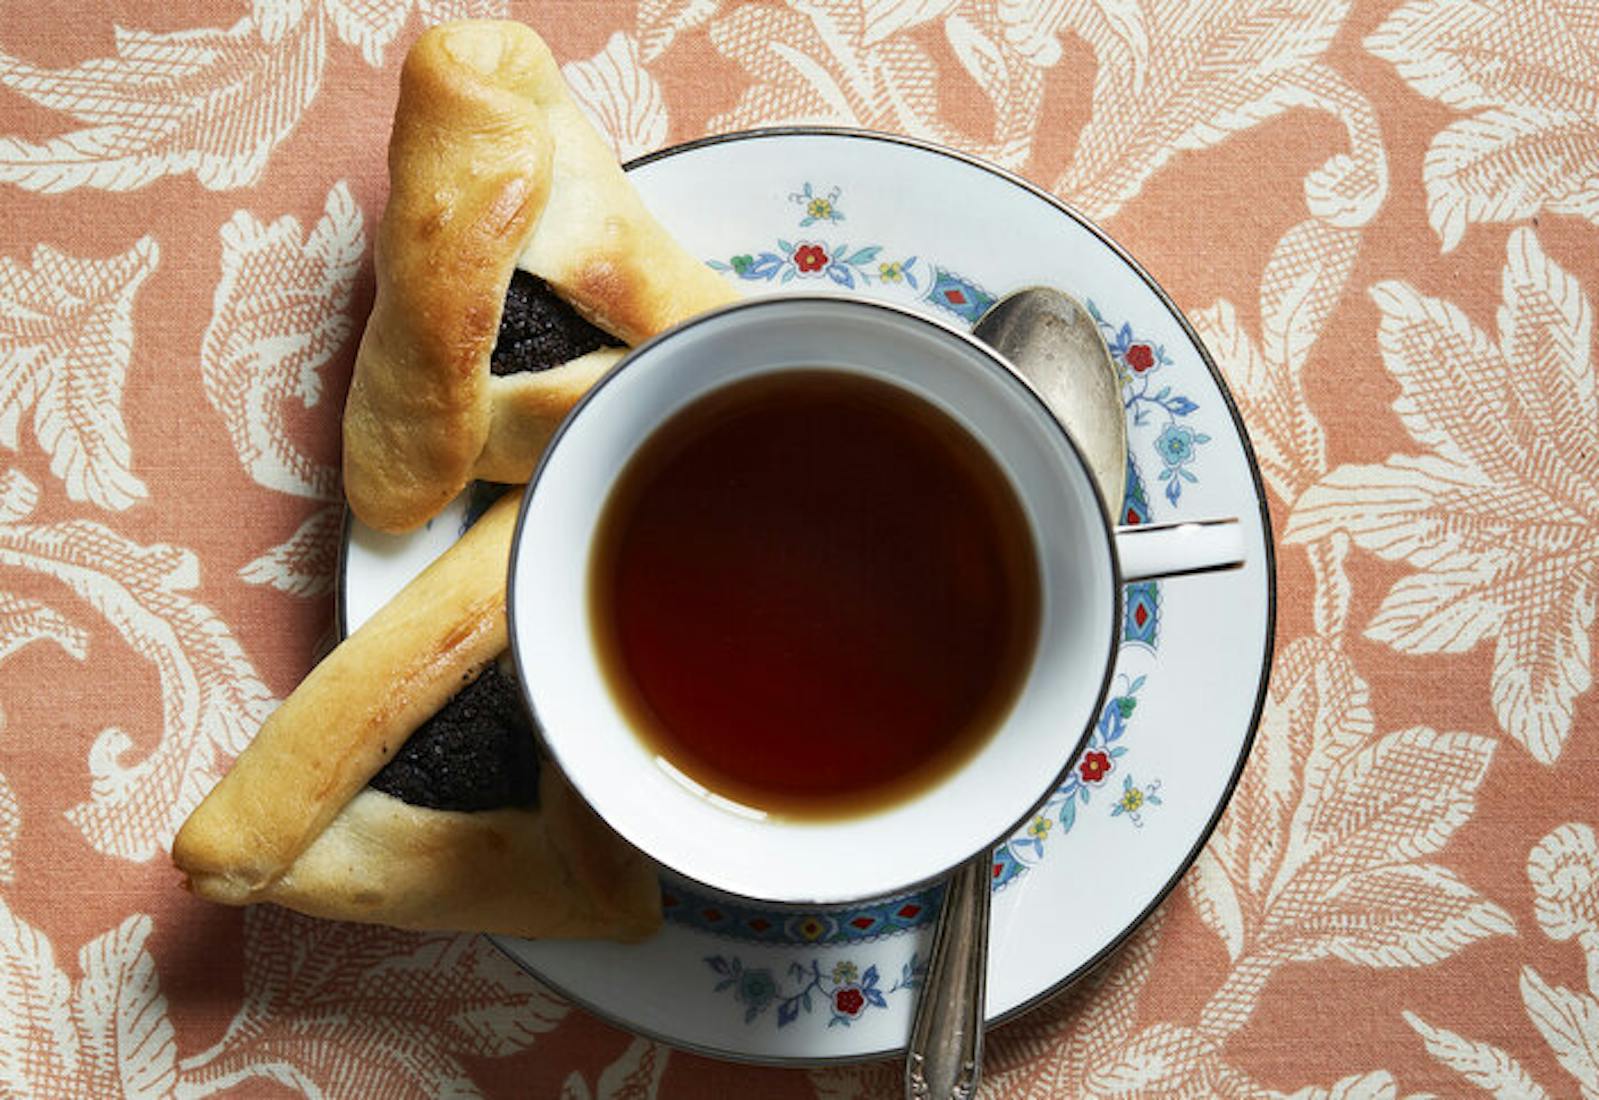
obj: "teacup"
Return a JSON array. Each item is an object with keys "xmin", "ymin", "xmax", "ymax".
[{"xmin": 508, "ymin": 296, "xmax": 1243, "ymax": 904}]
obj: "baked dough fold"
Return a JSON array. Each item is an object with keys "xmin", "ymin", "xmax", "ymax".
[
  {"xmin": 173, "ymin": 495, "xmax": 661, "ymax": 941},
  {"xmin": 342, "ymin": 20, "xmax": 735, "ymax": 533}
]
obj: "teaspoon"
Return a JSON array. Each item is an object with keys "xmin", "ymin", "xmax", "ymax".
[{"xmin": 904, "ymin": 287, "xmax": 1127, "ymax": 1100}]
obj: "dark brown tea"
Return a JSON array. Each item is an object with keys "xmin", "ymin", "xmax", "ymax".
[{"xmin": 588, "ymin": 370, "xmax": 1041, "ymax": 819}]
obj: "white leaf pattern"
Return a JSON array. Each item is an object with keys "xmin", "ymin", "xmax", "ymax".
[
  {"xmin": 1186, "ymin": 848, "xmax": 1247, "ymax": 963},
  {"xmin": 1287, "ymin": 228, "xmax": 1598, "ymax": 763},
  {"xmin": 1528, "ymin": 823, "xmax": 1599, "ymax": 993},
  {"xmin": 706, "ymin": 1, "xmax": 1040, "ymax": 167},
  {"xmin": 73, "ymin": 916, "xmax": 177, "ymax": 1100},
  {"xmin": 1521, "ymin": 967, "xmax": 1599, "ymax": 1096},
  {"xmin": 1286, "ymin": 1071, "xmax": 1410, "ymax": 1100},
  {"xmin": 1197, "ymin": 212, "xmax": 1363, "ymax": 665},
  {"xmin": 0, "ymin": 470, "xmax": 39, "ymax": 524},
  {"xmin": 417, "ymin": 0, "xmax": 512, "ymax": 21},
  {"xmin": 939, "ymin": 10, "xmax": 1047, "ymax": 166},
  {"xmin": 0, "ymin": 239, "xmax": 157, "ymax": 511},
  {"xmin": 238, "ymin": 504, "xmax": 342, "ymax": 597},
  {"xmin": 1195, "ymin": 216, "xmax": 1359, "ymax": 567},
  {"xmin": 0, "ymin": 785, "xmax": 15, "ymax": 887},
  {"xmin": 1086, "ymin": 1025, "xmax": 1420, "ymax": 1099},
  {"xmin": 0, "ymin": 897, "xmax": 81, "ymax": 1096},
  {"xmin": 0, "ymin": 589, "xmax": 90, "ymax": 885},
  {"xmin": 0, "ymin": 897, "xmax": 177, "ymax": 1098},
  {"xmin": 324, "ymin": 0, "xmax": 411, "ymax": 66},
  {"xmin": 1192, "ymin": 637, "xmax": 1510, "ymax": 1041},
  {"xmin": 1195, "ymin": 637, "xmax": 1372, "ymax": 957},
  {"xmin": 1053, "ymin": 0, "xmax": 1388, "ymax": 225},
  {"xmin": 0, "ymin": 591, "xmax": 88, "ymax": 666},
  {"xmin": 0, "ymin": 510, "xmax": 275, "ymax": 860},
  {"xmin": 177, "ymin": 906, "xmax": 566, "ymax": 1098},
  {"xmin": 1300, "ymin": 861, "xmax": 1516, "ymax": 967},
  {"xmin": 201, "ymin": 182, "xmax": 361, "ymax": 502},
  {"xmin": 1412, "ymin": 821, "xmax": 1599, "ymax": 1097},
  {"xmin": 942, "ymin": 6, "xmax": 1046, "ymax": 166},
  {"xmin": 0, "ymin": 16, "xmax": 325, "ymax": 193},
  {"xmin": 708, "ymin": 3, "xmax": 943, "ymax": 131},
  {"xmin": 562, "ymin": 33, "xmax": 669, "ymax": 161},
  {"xmin": 995, "ymin": 0, "xmax": 1147, "ymax": 73},
  {"xmin": 1279, "ymin": 728, "xmax": 1497, "ymax": 889},
  {"xmin": 1366, "ymin": 0, "xmax": 1599, "ymax": 249},
  {"xmin": 1078, "ymin": 1020, "xmax": 1282, "ymax": 1096},
  {"xmin": 325, "ymin": 0, "xmax": 511, "ymax": 66},
  {"xmin": 637, "ymin": 0, "xmax": 722, "ymax": 61},
  {"xmin": 862, "ymin": 0, "xmax": 958, "ymax": 46},
  {"xmin": 1405, "ymin": 1011, "xmax": 1554, "ymax": 1100},
  {"xmin": 976, "ymin": 908, "xmax": 1168, "ymax": 1098},
  {"xmin": 0, "ymin": 2, "xmax": 511, "ymax": 195},
  {"xmin": 561, "ymin": 1038, "xmax": 670, "ymax": 1100},
  {"xmin": 253, "ymin": 0, "xmax": 312, "ymax": 45}
]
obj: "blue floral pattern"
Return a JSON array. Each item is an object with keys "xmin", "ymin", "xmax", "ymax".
[
  {"xmin": 706, "ymin": 183, "xmax": 1004, "ymax": 325},
  {"xmin": 791, "ymin": 182, "xmax": 845, "ymax": 226},
  {"xmin": 663, "ymin": 889, "xmax": 938, "ymax": 946},
  {"xmin": 707, "ymin": 953, "xmax": 924, "ymax": 1028},
  {"xmin": 1087, "ymin": 298, "xmax": 1211, "ymax": 505},
  {"xmin": 708, "ymin": 239, "xmax": 919, "ymax": 290},
  {"xmin": 1111, "ymin": 775, "xmax": 1164, "ymax": 826},
  {"xmin": 993, "ymin": 674, "xmax": 1159, "ymax": 887}
]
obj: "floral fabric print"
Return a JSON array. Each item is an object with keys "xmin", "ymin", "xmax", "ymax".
[{"xmin": 2, "ymin": 0, "xmax": 1597, "ymax": 1097}]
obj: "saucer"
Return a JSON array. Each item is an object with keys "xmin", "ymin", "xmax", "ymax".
[{"xmin": 339, "ymin": 129, "xmax": 1275, "ymax": 1065}]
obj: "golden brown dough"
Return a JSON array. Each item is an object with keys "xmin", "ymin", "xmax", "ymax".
[
  {"xmin": 343, "ymin": 20, "xmax": 736, "ymax": 533},
  {"xmin": 201, "ymin": 778, "xmax": 659, "ymax": 942},
  {"xmin": 172, "ymin": 494, "xmax": 662, "ymax": 940},
  {"xmin": 341, "ymin": 25, "xmax": 552, "ymax": 534},
  {"xmin": 475, "ymin": 346, "xmax": 624, "ymax": 484}
]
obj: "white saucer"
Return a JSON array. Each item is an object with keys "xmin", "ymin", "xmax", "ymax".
[{"xmin": 339, "ymin": 129, "xmax": 1275, "ymax": 1065}]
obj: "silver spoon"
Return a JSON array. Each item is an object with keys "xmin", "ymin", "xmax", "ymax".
[
  {"xmin": 974, "ymin": 287, "xmax": 1127, "ymax": 515},
  {"xmin": 905, "ymin": 287, "xmax": 1126, "ymax": 1100}
]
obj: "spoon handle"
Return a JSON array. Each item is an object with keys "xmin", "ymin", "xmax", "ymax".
[{"xmin": 905, "ymin": 852, "xmax": 990, "ymax": 1100}]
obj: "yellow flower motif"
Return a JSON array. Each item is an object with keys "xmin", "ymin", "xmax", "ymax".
[
  {"xmin": 1027, "ymin": 815, "xmax": 1051, "ymax": 839},
  {"xmin": 879, "ymin": 261, "xmax": 904, "ymax": 283},
  {"xmin": 831, "ymin": 960, "xmax": 858, "ymax": 984},
  {"xmin": 1120, "ymin": 787, "xmax": 1145, "ymax": 813},
  {"xmin": 808, "ymin": 197, "xmax": 833, "ymax": 220}
]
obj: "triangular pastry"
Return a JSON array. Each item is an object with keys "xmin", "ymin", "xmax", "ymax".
[
  {"xmin": 170, "ymin": 21, "xmax": 753, "ymax": 939},
  {"xmin": 173, "ymin": 494, "xmax": 661, "ymax": 940},
  {"xmin": 341, "ymin": 19, "xmax": 737, "ymax": 533}
]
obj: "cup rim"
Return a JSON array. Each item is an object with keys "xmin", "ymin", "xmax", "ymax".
[{"xmin": 507, "ymin": 293, "xmax": 1124, "ymax": 906}]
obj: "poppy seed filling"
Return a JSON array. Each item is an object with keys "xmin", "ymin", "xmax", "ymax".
[
  {"xmin": 369, "ymin": 274, "xmax": 620, "ymax": 812},
  {"xmin": 490, "ymin": 269, "xmax": 622, "ymax": 375},
  {"xmin": 368, "ymin": 662, "xmax": 540, "ymax": 812}
]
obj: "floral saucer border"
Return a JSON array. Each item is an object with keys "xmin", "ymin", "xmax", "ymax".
[{"xmin": 338, "ymin": 127, "xmax": 1275, "ymax": 1066}]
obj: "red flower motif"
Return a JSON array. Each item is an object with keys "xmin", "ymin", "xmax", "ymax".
[
  {"xmin": 1078, "ymin": 750, "xmax": 1112, "ymax": 783},
  {"xmin": 834, "ymin": 986, "xmax": 866, "ymax": 1017},
  {"xmin": 794, "ymin": 244, "xmax": 829, "ymax": 273},
  {"xmin": 1125, "ymin": 343, "xmax": 1156, "ymax": 372}
]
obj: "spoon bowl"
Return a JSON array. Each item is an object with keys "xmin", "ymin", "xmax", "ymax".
[{"xmin": 976, "ymin": 288, "xmax": 1127, "ymax": 518}]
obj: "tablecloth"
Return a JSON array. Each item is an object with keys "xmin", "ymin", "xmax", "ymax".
[{"xmin": 2, "ymin": 0, "xmax": 1596, "ymax": 1096}]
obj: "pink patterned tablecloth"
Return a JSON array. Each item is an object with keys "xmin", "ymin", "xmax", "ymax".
[{"xmin": 3, "ymin": 1, "xmax": 1598, "ymax": 1096}]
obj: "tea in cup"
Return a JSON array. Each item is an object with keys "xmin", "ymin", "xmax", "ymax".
[{"xmin": 509, "ymin": 296, "xmax": 1242, "ymax": 903}]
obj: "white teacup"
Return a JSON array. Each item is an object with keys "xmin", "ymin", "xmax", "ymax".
[{"xmin": 509, "ymin": 296, "xmax": 1242, "ymax": 905}]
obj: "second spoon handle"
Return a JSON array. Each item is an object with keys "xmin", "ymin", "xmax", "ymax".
[{"xmin": 905, "ymin": 853, "xmax": 990, "ymax": 1100}]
